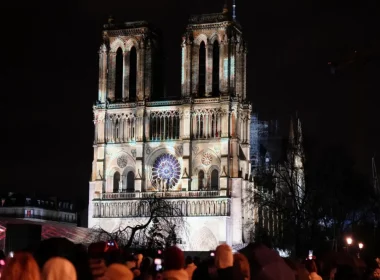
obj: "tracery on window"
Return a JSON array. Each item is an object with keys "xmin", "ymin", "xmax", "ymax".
[
  {"xmin": 149, "ymin": 111, "xmax": 180, "ymax": 141},
  {"xmin": 192, "ymin": 108, "xmax": 221, "ymax": 139},
  {"xmin": 105, "ymin": 113, "xmax": 136, "ymax": 143},
  {"xmin": 151, "ymin": 154, "xmax": 181, "ymax": 191}
]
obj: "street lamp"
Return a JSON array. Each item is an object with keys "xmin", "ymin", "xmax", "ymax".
[
  {"xmin": 358, "ymin": 242, "xmax": 364, "ymax": 258},
  {"xmin": 346, "ymin": 237, "xmax": 353, "ymax": 253},
  {"xmin": 346, "ymin": 237, "xmax": 353, "ymax": 245}
]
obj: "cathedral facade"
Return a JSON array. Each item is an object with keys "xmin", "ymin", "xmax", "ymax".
[{"xmin": 88, "ymin": 8, "xmax": 251, "ymax": 251}]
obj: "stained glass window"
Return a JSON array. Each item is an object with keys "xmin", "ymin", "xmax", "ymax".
[{"xmin": 152, "ymin": 154, "xmax": 181, "ymax": 190}]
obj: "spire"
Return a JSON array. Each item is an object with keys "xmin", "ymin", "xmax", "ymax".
[
  {"xmin": 222, "ymin": 0, "xmax": 237, "ymax": 20},
  {"xmin": 232, "ymin": 0, "xmax": 236, "ymax": 21}
]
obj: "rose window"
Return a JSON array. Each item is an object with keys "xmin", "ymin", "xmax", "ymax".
[
  {"xmin": 152, "ymin": 154, "xmax": 181, "ymax": 189},
  {"xmin": 201, "ymin": 152, "xmax": 212, "ymax": 166},
  {"xmin": 117, "ymin": 155, "xmax": 128, "ymax": 168}
]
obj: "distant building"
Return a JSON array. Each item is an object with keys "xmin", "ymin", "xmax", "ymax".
[
  {"xmin": 243, "ymin": 115, "xmax": 305, "ymax": 243},
  {"xmin": 0, "ymin": 192, "xmax": 77, "ymax": 225},
  {"xmin": 249, "ymin": 114, "xmax": 281, "ymax": 176}
]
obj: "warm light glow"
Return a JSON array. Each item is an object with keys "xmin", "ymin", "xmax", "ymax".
[
  {"xmin": 359, "ymin": 242, "xmax": 364, "ymax": 249},
  {"xmin": 346, "ymin": 237, "xmax": 353, "ymax": 245}
]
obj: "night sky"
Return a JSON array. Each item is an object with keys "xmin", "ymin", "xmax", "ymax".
[{"xmin": 1, "ymin": 0, "xmax": 379, "ymax": 205}]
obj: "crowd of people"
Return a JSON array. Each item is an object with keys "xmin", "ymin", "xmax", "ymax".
[{"xmin": 0, "ymin": 237, "xmax": 379, "ymax": 280}]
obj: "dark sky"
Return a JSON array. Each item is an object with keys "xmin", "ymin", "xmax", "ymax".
[{"xmin": 1, "ymin": 0, "xmax": 380, "ymax": 203}]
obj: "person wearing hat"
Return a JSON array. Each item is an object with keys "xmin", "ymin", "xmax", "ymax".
[{"xmin": 162, "ymin": 246, "xmax": 188, "ymax": 280}]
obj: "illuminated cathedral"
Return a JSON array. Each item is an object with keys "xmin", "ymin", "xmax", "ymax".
[{"xmin": 88, "ymin": 6, "xmax": 253, "ymax": 250}]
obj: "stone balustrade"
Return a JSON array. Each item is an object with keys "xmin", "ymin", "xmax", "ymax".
[
  {"xmin": 93, "ymin": 197, "xmax": 230, "ymax": 218},
  {"xmin": 101, "ymin": 190, "xmax": 227, "ymax": 200}
]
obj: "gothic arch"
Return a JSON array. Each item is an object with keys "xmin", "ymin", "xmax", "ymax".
[
  {"xmin": 113, "ymin": 171, "xmax": 120, "ymax": 193},
  {"xmin": 110, "ymin": 37, "xmax": 125, "ymax": 53},
  {"xmin": 194, "ymin": 34, "xmax": 208, "ymax": 46},
  {"xmin": 107, "ymin": 151, "xmax": 135, "ymax": 175},
  {"xmin": 209, "ymin": 167, "xmax": 220, "ymax": 190},
  {"xmin": 122, "ymin": 166, "xmax": 135, "ymax": 191},
  {"xmin": 126, "ymin": 38, "xmax": 139, "ymax": 51},
  {"xmin": 190, "ymin": 226, "xmax": 218, "ymax": 251},
  {"xmin": 192, "ymin": 148, "xmax": 221, "ymax": 172},
  {"xmin": 209, "ymin": 33, "xmax": 221, "ymax": 44},
  {"xmin": 198, "ymin": 169, "xmax": 206, "ymax": 190}
]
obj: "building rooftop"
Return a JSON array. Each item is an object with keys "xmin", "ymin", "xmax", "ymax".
[{"xmin": 0, "ymin": 192, "xmax": 76, "ymax": 213}]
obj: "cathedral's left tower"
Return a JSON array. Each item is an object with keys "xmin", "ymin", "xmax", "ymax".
[{"xmin": 89, "ymin": 20, "xmax": 160, "ymax": 221}]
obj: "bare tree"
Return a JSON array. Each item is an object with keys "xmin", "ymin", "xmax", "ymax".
[{"xmin": 92, "ymin": 195, "xmax": 185, "ymax": 249}]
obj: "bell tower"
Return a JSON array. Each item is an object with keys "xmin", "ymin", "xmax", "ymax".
[
  {"xmin": 98, "ymin": 18, "xmax": 162, "ymax": 103},
  {"xmin": 180, "ymin": 6, "xmax": 247, "ymax": 100}
]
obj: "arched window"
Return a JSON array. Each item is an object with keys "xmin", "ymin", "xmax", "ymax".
[
  {"xmin": 115, "ymin": 48, "xmax": 123, "ymax": 101},
  {"xmin": 129, "ymin": 47, "xmax": 137, "ymax": 101},
  {"xmin": 211, "ymin": 169, "xmax": 219, "ymax": 190},
  {"xmin": 212, "ymin": 41, "xmax": 219, "ymax": 95},
  {"xmin": 198, "ymin": 170, "xmax": 205, "ymax": 190},
  {"xmin": 198, "ymin": 41, "xmax": 206, "ymax": 97},
  {"xmin": 113, "ymin": 172, "xmax": 120, "ymax": 193},
  {"xmin": 127, "ymin": 171, "xmax": 135, "ymax": 192}
]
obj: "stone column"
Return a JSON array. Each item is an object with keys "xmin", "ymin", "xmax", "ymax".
[
  {"xmin": 181, "ymin": 36, "xmax": 192, "ymax": 97},
  {"xmin": 124, "ymin": 51, "xmax": 130, "ymax": 100},
  {"xmin": 98, "ymin": 46, "xmax": 108, "ymax": 103},
  {"xmin": 191, "ymin": 44, "xmax": 199, "ymax": 97},
  {"xmin": 206, "ymin": 43, "xmax": 213, "ymax": 96},
  {"xmin": 243, "ymin": 50, "xmax": 247, "ymax": 100},
  {"xmin": 107, "ymin": 52, "xmax": 116, "ymax": 101},
  {"xmin": 229, "ymin": 43, "xmax": 236, "ymax": 96},
  {"xmin": 144, "ymin": 41, "xmax": 152, "ymax": 100},
  {"xmin": 219, "ymin": 36, "xmax": 229, "ymax": 95},
  {"xmin": 145, "ymin": 110, "xmax": 150, "ymax": 141},
  {"xmin": 235, "ymin": 46, "xmax": 243, "ymax": 100},
  {"xmin": 221, "ymin": 107, "xmax": 229, "ymax": 138},
  {"xmin": 182, "ymin": 106, "xmax": 191, "ymax": 140},
  {"xmin": 230, "ymin": 178, "xmax": 243, "ymax": 245},
  {"xmin": 137, "ymin": 45, "xmax": 145, "ymax": 101}
]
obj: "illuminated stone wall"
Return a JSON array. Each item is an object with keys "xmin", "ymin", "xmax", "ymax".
[{"xmin": 88, "ymin": 10, "xmax": 251, "ymax": 251}]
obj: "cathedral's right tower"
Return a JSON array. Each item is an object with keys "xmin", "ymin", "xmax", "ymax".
[{"xmin": 181, "ymin": 6, "xmax": 247, "ymax": 101}]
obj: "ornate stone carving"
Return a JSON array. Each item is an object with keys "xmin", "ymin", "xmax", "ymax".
[
  {"xmin": 151, "ymin": 154, "xmax": 181, "ymax": 190},
  {"xmin": 131, "ymin": 149, "xmax": 136, "ymax": 158},
  {"xmin": 193, "ymin": 146, "xmax": 199, "ymax": 155},
  {"xmin": 146, "ymin": 146, "xmax": 151, "ymax": 155},
  {"xmin": 201, "ymin": 152, "xmax": 212, "ymax": 166},
  {"xmin": 176, "ymin": 145, "xmax": 183, "ymax": 156},
  {"xmin": 117, "ymin": 155, "xmax": 128, "ymax": 168}
]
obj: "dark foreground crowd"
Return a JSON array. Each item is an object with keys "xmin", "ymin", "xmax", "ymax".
[{"xmin": 0, "ymin": 237, "xmax": 379, "ymax": 280}]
